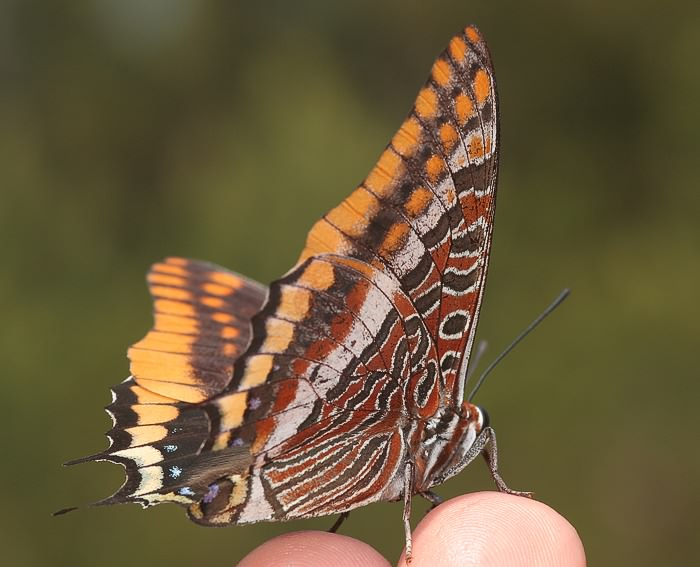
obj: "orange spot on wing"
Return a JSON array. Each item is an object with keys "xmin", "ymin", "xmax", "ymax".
[
  {"xmin": 152, "ymin": 262, "xmax": 188, "ymax": 276},
  {"xmin": 132, "ymin": 405, "xmax": 179, "ymax": 425},
  {"xmin": 445, "ymin": 186, "xmax": 457, "ymax": 205},
  {"xmin": 404, "ymin": 187, "xmax": 432, "ymax": 217},
  {"xmin": 211, "ymin": 312, "xmax": 235, "ymax": 324},
  {"xmin": 474, "ymin": 69, "xmax": 491, "ymax": 105},
  {"xmin": 148, "ymin": 273, "xmax": 187, "ymax": 287},
  {"xmin": 132, "ymin": 331, "xmax": 194, "ymax": 354},
  {"xmin": 208, "ymin": 270, "xmax": 243, "ymax": 289},
  {"xmin": 150, "ymin": 286, "xmax": 192, "ymax": 301},
  {"xmin": 227, "ymin": 475, "xmax": 249, "ymax": 508},
  {"xmin": 439, "ymin": 123, "xmax": 459, "ymax": 153},
  {"xmin": 262, "ymin": 318, "xmax": 295, "ymax": 353},
  {"xmin": 415, "ymin": 87, "xmax": 438, "ymax": 119},
  {"xmin": 220, "ymin": 326, "xmax": 240, "ymax": 339},
  {"xmin": 153, "ymin": 313, "xmax": 198, "ymax": 334},
  {"xmin": 124, "ymin": 424, "xmax": 169, "ymax": 446},
  {"xmin": 465, "ymin": 26, "xmax": 481, "ymax": 43},
  {"xmin": 211, "ymin": 432, "xmax": 231, "ymax": 450},
  {"xmin": 301, "ymin": 219, "xmax": 350, "ymax": 260},
  {"xmin": 327, "ymin": 199, "xmax": 370, "ymax": 238},
  {"xmin": 455, "ymin": 93, "xmax": 474, "ymax": 124},
  {"xmin": 136, "ymin": 379, "xmax": 206, "ymax": 403},
  {"xmin": 154, "ymin": 299, "xmax": 195, "ymax": 317},
  {"xmin": 130, "ymin": 384, "xmax": 178, "ymax": 404},
  {"xmin": 392, "ymin": 117, "xmax": 421, "ymax": 157},
  {"xmin": 298, "ymin": 258, "xmax": 335, "ymax": 291},
  {"xmin": 346, "ymin": 186, "xmax": 380, "ymax": 218},
  {"xmin": 365, "ymin": 148, "xmax": 402, "ymax": 197},
  {"xmin": 202, "ymin": 282, "xmax": 232, "ymax": 297},
  {"xmin": 222, "ymin": 343, "xmax": 238, "ymax": 357},
  {"xmin": 201, "ymin": 296, "xmax": 225, "ymax": 309},
  {"xmin": 129, "ymin": 349, "xmax": 198, "ymax": 384},
  {"xmin": 240, "ymin": 355, "xmax": 274, "ymax": 389},
  {"xmin": 432, "ymin": 58, "xmax": 451, "ymax": 86},
  {"xmin": 468, "ymin": 134, "xmax": 485, "ymax": 160},
  {"xmin": 381, "ymin": 222, "xmax": 410, "ymax": 254},
  {"xmin": 426, "ymin": 154, "xmax": 445, "ymax": 182},
  {"xmin": 217, "ymin": 391, "xmax": 249, "ymax": 430},
  {"xmin": 165, "ymin": 257, "xmax": 188, "ymax": 266},
  {"xmin": 449, "ymin": 35, "xmax": 468, "ymax": 63},
  {"xmin": 279, "ymin": 286, "xmax": 311, "ymax": 322}
]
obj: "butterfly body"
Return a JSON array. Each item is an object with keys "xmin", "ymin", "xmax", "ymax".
[
  {"xmin": 413, "ymin": 402, "xmax": 486, "ymax": 490},
  {"xmin": 67, "ymin": 25, "xmax": 532, "ymax": 559}
]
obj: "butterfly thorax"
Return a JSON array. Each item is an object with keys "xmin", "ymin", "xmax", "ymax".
[{"xmin": 413, "ymin": 401, "xmax": 487, "ymax": 491}]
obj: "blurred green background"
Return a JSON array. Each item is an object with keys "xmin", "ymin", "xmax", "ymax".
[{"xmin": 2, "ymin": 1, "xmax": 698, "ymax": 565}]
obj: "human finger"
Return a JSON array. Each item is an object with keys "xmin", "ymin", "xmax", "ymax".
[
  {"xmin": 397, "ymin": 491, "xmax": 586, "ymax": 567},
  {"xmin": 238, "ymin": 529, "xmax": 390, "ymax": 567}
]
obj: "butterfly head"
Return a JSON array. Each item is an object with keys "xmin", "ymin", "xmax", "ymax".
[
  {"xmin": 418, "ymin": 401, "xmax": 491, "ymax": 489},
  {"xmin": 474, "ymin": 403, "xmax": 489, "ymax": 431}
]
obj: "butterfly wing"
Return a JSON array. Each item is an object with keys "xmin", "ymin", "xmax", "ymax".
[
  {"xmin": 128, "ymin": 257, "xmax": 267, "ymax": 403},
  {"xmin": 297, "ymin": 26, "xmax": 499, "ymax": 405},
  {"xmin": 67, "ymin": 257, "xmax": 267, "ymax": 507}
]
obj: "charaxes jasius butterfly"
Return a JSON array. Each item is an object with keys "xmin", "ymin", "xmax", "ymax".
[{"xmin": 66, "ymin": 25, "xmax": 532, "ymax": 559}]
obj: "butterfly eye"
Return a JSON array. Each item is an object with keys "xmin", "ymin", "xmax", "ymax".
[{"xmin": 478, "ymin": 406, "xmax": 490, "ymax": 430}]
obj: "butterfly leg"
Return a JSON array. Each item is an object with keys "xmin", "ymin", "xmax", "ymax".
[
  {"xmin": 328, "ymin": 511, "xmax": 350, "ymax": 533},
  {"xmin": 419, "ymin": 490, "xmax": 443, "ymax": 516},
  {"xmin": 403, "ymin": 460, "xmax": 416, "ymax": 562},
  {"xmin": 482, "ymin": 427, "xmax": 533, "ymax": 498}
]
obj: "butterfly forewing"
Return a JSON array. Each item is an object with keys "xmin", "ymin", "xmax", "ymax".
[
  {"xmin": 128, "ymin": 257, "xmax": 267, "ymax": 402},
  {"xmin": 296, "ymin": 27, "xmax": 498, "ymax": 406}
]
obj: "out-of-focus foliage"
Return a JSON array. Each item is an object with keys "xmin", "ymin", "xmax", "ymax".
[{"xmin": 2, "ymin": 1, "xmax": 698, "ymax": 565}]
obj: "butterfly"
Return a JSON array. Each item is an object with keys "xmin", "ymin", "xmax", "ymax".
[{"xmin": 65, "ymin": 25, "xmax": 531, "ymax": 561}]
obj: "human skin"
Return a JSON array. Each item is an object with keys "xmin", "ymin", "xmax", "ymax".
[{"xmin": 238, "ymin": 492, "xmax": 587, "ymax": 567}]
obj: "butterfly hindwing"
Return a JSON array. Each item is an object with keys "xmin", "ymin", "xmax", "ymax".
[{"xmin": 187, "ymin": 253, "xmax": 440, "ymax": 524}]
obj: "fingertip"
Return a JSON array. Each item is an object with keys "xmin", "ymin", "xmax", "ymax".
[
  {"xmin": 238, "ymin": 530, "xmax": 390, "ymax": 567},
  {"xmin": 398, "ymin": 492, "xmax": 586, "ymax": 567}
]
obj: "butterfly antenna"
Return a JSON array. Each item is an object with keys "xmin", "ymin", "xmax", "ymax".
[
  {"xmin": 467, "ymin": 289, "xmax": 570, "ymax": 402},
  {"xmin": 52, "ymin": 506, "xmax": 78, "ymax": 517},
  {"xmin": 465, "ymin": 339, "xmax": 489, "ymax": 382}
]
